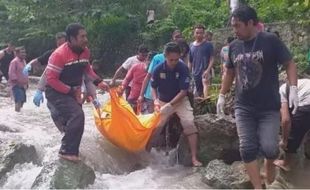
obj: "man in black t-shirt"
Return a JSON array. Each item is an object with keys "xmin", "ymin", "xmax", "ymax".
[
  {"xmin": 0, "ymin": 41, "xmax": 15, "ymax": 82},
  {"xmin": 216, "ymin": 6, "xmax": 298, "ymax": 188},
  {"xmin": 23, "ymin": 32, "xmax": 66, "ymax": 73}
]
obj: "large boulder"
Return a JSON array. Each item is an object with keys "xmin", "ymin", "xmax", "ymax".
[
  {"xmin": 177, "ymin": 114, "xmax": 240, "ymax": 166},
  {"xmin": 32, "ymin": 159, "xmax": 96, "ymax": 189},
  {"xmin": 0, "ymin": 142, "xmax": 39, "ymax": 180},
  {"xmin": 202, "ymin": 159, "xmax": 251, "ymax": 189}
]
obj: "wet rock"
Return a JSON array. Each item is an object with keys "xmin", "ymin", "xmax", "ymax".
[
  {"xmin": 202, "ymin": 159, "xmax": 251, "ymax": 189},
  {"xmin": 0, "ymin": 124, "xmax": 19, "ymax": 133},
  {"xmin": 32, "ymin": 159, "xmax": 95, "ymax": 189},
  {"xmin": 0, "ymin": 83, "xmax": 9, "ymax": 97},
  {"xmin": 177, "ymin": 114, "xmax": 240, "ymax": 166},
  {"xmin": 0, "ymin": 142, "xmax": 39, "ymax": 179}
]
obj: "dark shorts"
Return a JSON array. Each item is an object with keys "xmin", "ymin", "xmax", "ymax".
[
  {"xmin": 235, "ymin": 106, "xmax": 280, "ymax": 163},
  {"xmin": 286, "ymin": 106, "xmax": 310, "ymax": 153},
  {"xmin": 12, "ymin": 85, "xmax": 26, "ymax": 103}
]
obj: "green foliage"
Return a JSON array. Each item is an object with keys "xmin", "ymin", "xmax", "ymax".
[{"xmin": 0, "ymin": 0, "xmax": 308, "ymax": 76}]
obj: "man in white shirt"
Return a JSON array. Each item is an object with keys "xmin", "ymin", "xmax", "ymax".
[{"xmin": 274, "ymin": 78, "xmax": 310, "ymax": 171}]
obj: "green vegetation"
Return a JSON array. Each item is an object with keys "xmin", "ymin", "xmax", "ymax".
[{"xmin": 0, "ymin": 0, "xmax": 308, "ymax": 76}]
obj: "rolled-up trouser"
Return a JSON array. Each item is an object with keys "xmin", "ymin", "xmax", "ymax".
[
  {"xmin": 235, "ymin": 106, "xmax": 280, "ymax": 163},
  {"xmin": 45, "ymin": 87, "xmax": 85, "ymax": 156},
  {"xmin": 286, "ymin": 106, "xmax": 310, "ymax": 153},
  {"xmin": 157, "ymin": 96, "xmax": 198, "ymax": 135}
]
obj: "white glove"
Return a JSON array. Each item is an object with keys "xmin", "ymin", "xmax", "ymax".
[
  {"xmin": 160, "ymin": 103, "xmax": 174, "ymax": 115},
  {"xmin": 289, "ymin": 85, "xmax": 299, "ymax": 114},
  {"xmin": 216, "ymin": 94, "xmax": 225, "ymax": 115}
]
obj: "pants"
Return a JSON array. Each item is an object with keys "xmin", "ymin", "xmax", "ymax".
[
  {"xmin": 235, "ymin": 106, "xmax": 280, "ymax": 163},
  {"xmin": 47, "ymin": 101, "xmax": 66, "ymax": 133},
  {"xmin": 286, "ymin": 106, "xmax": 310, "ymax": 153},
  {"xmin": 45, "ymin": 87, "xmax": 85, "ymax": 156}
]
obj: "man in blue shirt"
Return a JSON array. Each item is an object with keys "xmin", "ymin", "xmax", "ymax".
[
  {"xmin": 151, "ymin": 42, "xmax": 202, "ymax": 167},
  {"xmin": 189, "ymin": 24, "xmax": 214, "ymax": 99}
]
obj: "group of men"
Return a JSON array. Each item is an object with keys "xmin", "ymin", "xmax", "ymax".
[{"xmin": 1, "ymin": 4, "xmax": 309, "ymax": 189}]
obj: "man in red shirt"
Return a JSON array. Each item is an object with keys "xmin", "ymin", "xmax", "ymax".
[
  {"xmin": 45, "ymin": 23, "xmax": 109, "ymax": 162},
  {"xmin": 119, "ymin": 58, "xmax": 149, "ymax": 113}
]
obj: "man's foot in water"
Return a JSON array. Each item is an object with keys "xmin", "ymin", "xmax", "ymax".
[
  {"xmin": 58, "ymin": 154, "xmax": 81, "ymax": 162},
  {"xmin": 192, "ymin": 159, "xmax": 203, "ymax": 167}
]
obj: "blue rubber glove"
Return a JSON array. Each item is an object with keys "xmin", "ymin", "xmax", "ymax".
[
  {"xmin": 92, "ymin": 98, "xmax": 101, "ymax": 109},
  {"xmin": 23, "ymin": 64, "xmax": 32, "ymax": 76},
  {"xmin": 33, "ymin": 90, "xmax": 44, "ymax": 107}
]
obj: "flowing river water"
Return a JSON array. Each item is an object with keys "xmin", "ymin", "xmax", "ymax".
[
  {"xmin": 0, "ymin": 82, "xmax": 208, "ymax": 189},
  {"xmin": 1, "ymin": 80, "xmax": 310, "ymax": 189}
]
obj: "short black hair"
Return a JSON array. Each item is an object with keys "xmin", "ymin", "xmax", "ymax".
[
  {"xmin": 15, "ymin": 46, "xmax": 25, "ymax": 53},
  {"xmin": 227, "ymin": 36, "xmax": 235, "ymax": 44},
  {"xmin": 65, "ymin": 23, "xmax": 85, "ymax": 42},
  {"xmin": 164, "ymin": 42, "xmax": 181, "ymax": 54},
  {"xmin": 137, "ymin": 44, "xmax": 149, "ymax": 53},
  {"xmin": 194, "ymin": 24, "xmax": 205, "ymax": 30},
  {"xmin": 55, "ymin": 32, "xmax": 66, "ymax": 40},
  {"xmin": 231, "ymin": 5, "xmax": 258, "ymax": 25}
]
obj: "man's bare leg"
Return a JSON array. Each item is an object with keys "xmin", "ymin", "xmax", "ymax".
[
  {"xmin": 187, "ymin": 133, "xmax": 202, "ymax": 166},
  {"xmin": 203, "ymin": 79, "xmax": 209, "ymax": 99},
  {"xmin": 264, "ymin": 159, "xmax": 276, "ymax": 184},
  {"xmin": 244, "ymin": 160, "xmax": 262, "ymax": 189}
]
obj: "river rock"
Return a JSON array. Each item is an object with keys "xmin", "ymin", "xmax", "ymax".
[
  {"xmin": 0, "ymin": 83, "xmax": 9, "ymax": 97},
  {"xmin": 0, "ymin": 124, "xmax": 19, "ymax": 133},
  {"xmin": 0, "ymin": 142, "xmax": 39, "ymax": 179},
  {"xmin": 202, "ymin": 159, "xmax": 251, "ymax": 189},
  {"xmin": 32, "ymin": 159, "xmax": 95, "ymax": 189},
  {"xmin": 177, "ymin": 114, "xmax": 240, "ymax": 166}
]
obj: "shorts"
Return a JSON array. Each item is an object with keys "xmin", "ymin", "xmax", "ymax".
[
  {"xmin": 235, "ymin": 106, "xmax": 280, "ymax": 163},
  {"xmin": 12, "ymin": 85, "xmax": 26, "ymax": 103},
  {"xmin": 157, "ymin": 96, "xmax": 197, "ymax": 135}
]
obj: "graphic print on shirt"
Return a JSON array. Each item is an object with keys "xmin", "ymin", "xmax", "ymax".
[{"xmin": 234, "ymin": 50, "xmax": 264, "ymax": 90}]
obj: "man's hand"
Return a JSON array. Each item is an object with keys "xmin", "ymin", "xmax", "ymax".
[
  {"xmin": 98, "ymin": 81, "xmax": 109, "ymax": 91},
  {"xmin": 137, "ymin": 95, "xmax": 144, "ymax": 104},
  {"xmin": 23, "ymin": 64, "xmax": 32, "ymax": 76},
  {"xmin": 160, "ymin": 103, "xmax": 174, "ymax": 115},
  {"xmin": 289, "ymin": 85, "xmax": 299, "ymax": 114},
  {"xmin": 92, "ymin": 98, "xmax": 101, "ymax": 109},
  {"xmin": 33, "ymin": 90, "xmax": 44, "ymax": 107},
  {"xmin": 216, "ymin": 94, "xmax": 225, "ymax": 115},
  {"xmin": 117, "ymin": 85, "xmax": 125, "ymax": 96},
  {"xmin": 109, "ymin": 80, "xmax": 116, "ymax": 87},
  {"xmin": 154, "ymin": 98, "xmax": 160, "ymax": 112},
  {"xmin": 202, "ymin": 70, "xmax": 209, "ymax": 79}
]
